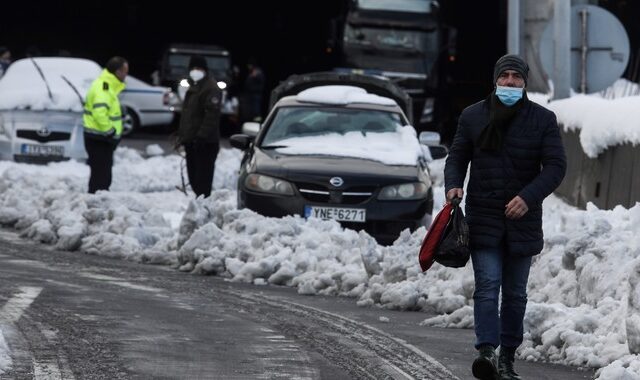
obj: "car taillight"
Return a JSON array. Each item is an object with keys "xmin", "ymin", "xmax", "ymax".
[{"xmin": 163, "ymin": 91, "xmax": 170, "ymax": 106}]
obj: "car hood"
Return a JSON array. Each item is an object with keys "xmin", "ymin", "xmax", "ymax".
[{"xmin": 251, "ymin": 149, "xmax": 421, "ymax": 186}]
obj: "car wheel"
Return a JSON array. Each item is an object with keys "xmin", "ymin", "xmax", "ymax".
[{"xmin": 122, "ymin": 107, "xmax": 139, "ymax": 136}]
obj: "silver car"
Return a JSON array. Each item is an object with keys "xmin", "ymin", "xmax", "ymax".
[
  {"xmin": 0, "ymin": 57, "xmax": 100, "ymax": 163},
  {"xmin": 120, "ymin": 75, "xmax": 178, "ymax": 136}
]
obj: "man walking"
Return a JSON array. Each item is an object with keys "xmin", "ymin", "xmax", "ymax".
[
  {"xmin": 83, "ymin": 56, "xmax": 128, "ymax": 193},
  {"xmin": 444, "ymin": 54, "xmax": 566, "ymax": 379},
  {"xmin": 176, "ymin": 55, "xmax": 222, "ymax": 198}
]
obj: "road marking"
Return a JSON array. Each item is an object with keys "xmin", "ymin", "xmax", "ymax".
[
  {"xmin": 1, "ymin": 287, "xmax": 76, "ymax": 379},
  {"xmin": 78, "ymin": 272, "xmax": 163, "ymax": 293},
  {"xmin": 0, "ymin": 329, "xmax": 10, "ymax": 374},
  {"xmin": 0, "ymin": 287, "xmax": 42, "ymax": 324},
  {"xmin": 32, "ymin": 325, "xmax": 76, "ymax": 380},
  {"xmin": 0, "ymin": 287, "xmax": 42, "ymax": 376}
]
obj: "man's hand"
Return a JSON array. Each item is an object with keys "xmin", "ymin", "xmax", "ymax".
[
  {"xmin": 505, "ymin": 196, "xmax": 528, "ymax": 219},
  {"xmin": 446, "ymin": 188, "xmax": 464, "ymax": 204}
]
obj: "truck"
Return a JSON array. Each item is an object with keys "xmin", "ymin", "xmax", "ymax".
[
  {"xmin": 154, "ymin": 43, "xmax": 240, "ymax": 133},
  {"xmin": 327, "ymin": 0, "xmax": 457, "ymax": 144}
]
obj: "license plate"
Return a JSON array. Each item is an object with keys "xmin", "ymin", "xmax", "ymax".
[
  {"xmin": 20, "ymin": 144, "xmax": 64, "ymax": 157},
  {"xmin": 304, "ymin": 206, "xmax": 366, "ymax": 223}
]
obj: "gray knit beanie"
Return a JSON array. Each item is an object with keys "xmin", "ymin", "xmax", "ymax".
[{"xmin": 493, "ymin": 54, "xmax": 529, "ymax": 85}]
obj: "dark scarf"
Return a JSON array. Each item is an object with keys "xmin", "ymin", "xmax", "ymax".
[{"xmin": 477, "ymin": 90, "xmax": 528, "ymax": 151}]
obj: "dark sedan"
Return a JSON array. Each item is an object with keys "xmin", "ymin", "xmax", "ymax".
[{"xmin": 230, "ymin": 72, "xmax": 445, "ymax": 245}]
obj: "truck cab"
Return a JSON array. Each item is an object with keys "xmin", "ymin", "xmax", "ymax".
[{"xmin": 329, "ymin": 0, "xmax": 455, "ymax": 138}]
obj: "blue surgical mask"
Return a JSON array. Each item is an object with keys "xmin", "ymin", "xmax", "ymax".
[{"xmin": 495, "ymin": 85, "xmax": 524, "ymax": 106}]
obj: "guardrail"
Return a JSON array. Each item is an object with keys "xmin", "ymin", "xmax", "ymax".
[{"xmin": 555, "ymin": 128, "xmax": 640, "ymax": 209}]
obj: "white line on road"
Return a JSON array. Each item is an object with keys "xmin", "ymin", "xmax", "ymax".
[
  {"xmin": 78, "ymin": 272, "xmax": 163, "ymax": 293},
  {"xmin": 0, "ymin": 287, "xmax": 42, "ymax": 324},
  {"xmin": 1, "ymin": 287, "xmax": 77, "ymax": 380},
  {"xmin": 0, "ymin": 287, "xmax": 43, "ymax": 377}
]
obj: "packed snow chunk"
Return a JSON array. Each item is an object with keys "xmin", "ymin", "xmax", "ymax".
[
  {"xmin": 232, "ymin": 256, "xmax": 282, "ymax": 283},
  {"xmin": 268, "ymin": 261, "xmax": 298, "ymax": 286},
  {"xmin": 145, "ymin": 144, "xmax": 164, "ymax": 156},
  {"xmin": 81, "ymin": 232, "xmax": 141, "ymax": 260},
  {"xmin": 420, "ymin": 305, "xmax": 474, "ymax": 329},
  {"xmin": 596, "ymin": 356, "xmax": 640, "ymax": 380},
  {"xmin": 20, "ymin": 219, "xmax": 56, "ymax": 244},
  {"xmin": 178, "ymin": 222, "xmax": 225, "ymax": 266},
  {"xmin": 193, "ymin": 252, "xmax": 226, "ymax": 275},
  {"xmin": 379, "ymin": 280, "xmax": 420, "ymax": 310}
]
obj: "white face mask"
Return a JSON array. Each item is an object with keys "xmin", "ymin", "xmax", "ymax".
[{"xmin": 189, "ymin": 69, "xmax": 205, "ymax": 82}]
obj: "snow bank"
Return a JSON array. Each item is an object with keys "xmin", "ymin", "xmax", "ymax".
[
  {"xmin": 0, "ymin": 145, "xmax": 639, "ymax": 378},
  {"xmin": 530, "ymin": 79, "xmax": 640, "ymax": 158}
]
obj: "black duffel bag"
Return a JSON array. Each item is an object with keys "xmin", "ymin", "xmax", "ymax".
[{"xmin": 434, "ymin": 197, "xmax": 471, "ymax": 268}]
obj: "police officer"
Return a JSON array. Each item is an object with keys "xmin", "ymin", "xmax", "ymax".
[
  {"xmin": 83, "ymin": 56, "xmax": 128, "ymax": 193},
  {"xmin": 176, "ymin": 55, "xmax": 222, "ymax": 198}
]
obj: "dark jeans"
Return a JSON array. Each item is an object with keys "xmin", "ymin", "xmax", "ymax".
[
  {"xmin": 184, "ymin": 141, "xmax": 219, "ymax": 198},
  {"xmin": 84, "ymin": 134, "xmax": 117, "ymax": 194},
  {"xmin": 471, "ymin": 245, "xmax": 532, "ymax": 350}
]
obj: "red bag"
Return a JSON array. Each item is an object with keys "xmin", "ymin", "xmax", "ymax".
[{"xmin": 418, "ymin": 202, "xmax": 455, "ymax": 271}]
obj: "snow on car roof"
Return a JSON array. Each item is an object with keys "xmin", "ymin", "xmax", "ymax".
[
  {"xmin": 296, "ymin": 85, "xmax": 398, "ymax": 107},
  {"xmin": 0, "ymin": 57, "xmax": 102, "ymax": 112}
]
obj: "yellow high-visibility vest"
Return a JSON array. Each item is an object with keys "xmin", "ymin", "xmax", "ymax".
[{"xmin": 83, "ymin": 69, "xmax": 126, "ymax": 138}]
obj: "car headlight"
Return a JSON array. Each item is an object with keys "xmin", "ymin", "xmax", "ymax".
[
  {"xmin": 217, "ymin": 81, "xmax": 227, "ymax": 90},
  {"xmin": 245, "ymin": 174, "xmax": 294, "ymax": 195},
  {"xmin": 378, "ymin": 182, "xmax": 429, "ymax": 200}
]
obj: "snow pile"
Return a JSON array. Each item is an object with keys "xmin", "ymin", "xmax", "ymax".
[
  {"xmin": 0, "ymin": 145, "xmax": 639, "ymax": 377},
  {"xmin": 0, "ymin": 146, "xmax": 240, "ymax": 261},
  {"xmin": 529, "ymin": 79, "xmax": 640, "ymax": 158},
  {"xmin": 600, "ymin": 78, "xmax": 640, "ymax": 100},
  {"xmin": 296, "ymin": 85, "xmax": 397, "ymax": 107}
]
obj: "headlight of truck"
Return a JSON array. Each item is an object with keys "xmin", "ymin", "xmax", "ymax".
[
  {"xmin": 245, "ymin": 174, "xmax": 294, "ymax": 195},
  {"xmin": 378, "ymin": 182, "xmax": 429, "ymax": 200}
]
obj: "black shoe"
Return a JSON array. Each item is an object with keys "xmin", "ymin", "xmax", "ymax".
[
  {"xmin": 472, "ymin": 345, "xmax": 499, "ymax": 380},
  {"xmin": 498, "ymin": 346, "xmax": 522, "ymax": 380}
]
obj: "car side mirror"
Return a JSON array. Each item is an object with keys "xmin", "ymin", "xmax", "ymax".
[
  {"xmin": 428, "ymin": 145, "xmax": 449, "ymax": 160},
  {"xmin": 229, "ymin": 134, "xmax": 253, "ymax": 150},
  {"xmin": 419, "ymin": 131, "xmax": 448, "ymax": 160},
  {"xmin": 242, "ymin": 122, "xmax": 261, "ymax": 137},
  {"xmin": 419, "ymin": 131, "xmax": 441, "ymax": 146}
]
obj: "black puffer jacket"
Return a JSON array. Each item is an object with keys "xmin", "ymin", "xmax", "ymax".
[
  {"xmin": 177, "ymin": 76, "xmax": 222, "ymax": 144},
  {"xmin": 444, "ymin": 98, "xmax": 566, "ymax": 256}
]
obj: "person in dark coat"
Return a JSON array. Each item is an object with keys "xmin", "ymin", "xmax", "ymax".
[
  {"xmin": 241, "ymin": 57, "xmax": 265, "ymax": 123},
  {"xmin": 0, "ymin": 47, "xmax": 11, "ymax": 78},
  {"xmin": 176, "ymin": 55, "xmax": 222, "ymax": 198},
  {"xmin": 444, "ymin": 54, "xmax": 566, "ymax": 380}
]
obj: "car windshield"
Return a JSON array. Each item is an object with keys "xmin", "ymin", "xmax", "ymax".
[
  {"xmin": 261, "ymin": 106, "xmax": 404, "ymax": 146},
  {"xmin": 259, "ymin": 106, "xmax": 422, "ymax": 166}
]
